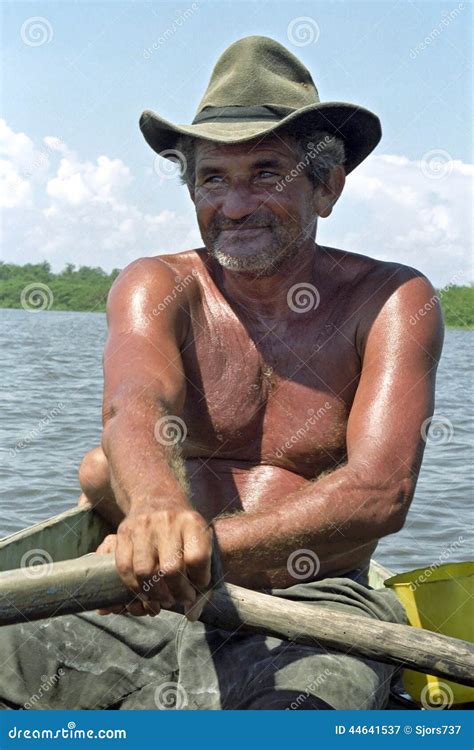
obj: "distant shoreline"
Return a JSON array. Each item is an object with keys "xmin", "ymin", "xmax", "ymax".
[{"xmin": 1, "ymin": 261, "xmax": 473, "ymax": 329}]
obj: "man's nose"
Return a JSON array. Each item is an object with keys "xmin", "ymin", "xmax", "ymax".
[{"xmin": 220, "ymin": 184, "xmax": 261, "ymax": 221}]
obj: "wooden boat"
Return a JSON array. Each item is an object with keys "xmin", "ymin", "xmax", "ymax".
[{"xmin": 0, "ymin": 505, "xmax": 444, "ymax": 710}]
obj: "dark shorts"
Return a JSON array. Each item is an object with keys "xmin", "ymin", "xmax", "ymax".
[{"xmin": 0, "ymin": 572, "xmax": 406, "ymax": 710}]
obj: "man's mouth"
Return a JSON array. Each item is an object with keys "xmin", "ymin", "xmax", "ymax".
[{"xmin": 218, "ymin": 227, "xmax": 270, "ymax": 236}]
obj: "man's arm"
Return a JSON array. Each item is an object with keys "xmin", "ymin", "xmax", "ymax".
[
  {"xmin": 214, "ymin": 270, "xmax": 444, "ymax": 580},
  {"xmin": 101, "ymin": 257, "xmax": 212, "ymax": 614}
]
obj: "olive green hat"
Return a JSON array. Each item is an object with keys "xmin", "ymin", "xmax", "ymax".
[{"xmin": 139, "ymin": 35, "xmax": 381, "ymax": 175}]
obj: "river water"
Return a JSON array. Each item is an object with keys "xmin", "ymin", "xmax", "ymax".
[{"xmin": 1, "ymin": 308, "xmax": 472, "ymax": 573}]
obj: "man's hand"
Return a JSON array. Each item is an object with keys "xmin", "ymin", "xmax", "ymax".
[{"xmin": 95, "ymin": 508, "xmax": 213, "ymax": 621}]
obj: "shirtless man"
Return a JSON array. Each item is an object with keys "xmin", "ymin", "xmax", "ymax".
[
  {"xmin": 1, "ymin": 36, "xmax": 443, "ymax": 711},
  {"xmin": 79, "ymin": 134, "xmax": 443, "ymax": 606}
]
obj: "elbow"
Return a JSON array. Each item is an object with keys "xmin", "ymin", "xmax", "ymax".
[{"xmin": 377, "ymin": 477, "xmax": 416, "ymax": 536}]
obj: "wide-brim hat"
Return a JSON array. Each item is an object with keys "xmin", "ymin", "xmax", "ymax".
[{"xmin": 139, "ymin": 35, "xmax": 381, "ymax": 175}]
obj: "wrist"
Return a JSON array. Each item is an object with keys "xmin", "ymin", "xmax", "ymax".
[{"xmin": 127, "ymin": 493, "xmax": 191, "ymax": 517}]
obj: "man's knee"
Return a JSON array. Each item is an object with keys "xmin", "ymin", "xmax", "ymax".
[{"xmin": 79, "ymin": 446, "xmax": 110, "ymax": 498}]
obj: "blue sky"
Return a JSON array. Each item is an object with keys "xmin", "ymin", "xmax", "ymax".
[{"xmin": 1, "ymin": 0, "xmax": 472, "ymax": 286}]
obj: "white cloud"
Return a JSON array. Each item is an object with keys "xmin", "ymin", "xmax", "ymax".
[
  {"xmin": 324, "ymin": 153, "xmax": 473, "ymax": 287},
  {"xmin": 1, "ymin": 118, "xmax": 472, "ymax": 287},
  {"xmin": 0, "ymin": 119, "xmax": 201, "ymax": 271}
]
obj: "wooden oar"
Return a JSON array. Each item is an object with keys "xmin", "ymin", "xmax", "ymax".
[{"xmin": 0, "ymin": 554, "xmax": 473, "ymax": 687}]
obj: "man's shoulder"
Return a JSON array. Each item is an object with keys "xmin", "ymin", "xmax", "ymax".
[
  {"xmin": 321, "ymin": 245, "xmax": 435, "ymax": 305},
  {"xmin": 108, "ymin": 250, "xmax": 207, "ymax": 304},
  {"xmin": 321, "ymin": 246, "xmax": 443, "ymax": 352}
]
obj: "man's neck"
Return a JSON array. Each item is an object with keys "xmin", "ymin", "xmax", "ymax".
[{"xmin": 215, "ymin": 241, "xmax": 319, "ymax": 320}]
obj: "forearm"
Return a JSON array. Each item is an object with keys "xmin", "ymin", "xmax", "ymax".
[
  {"xmin": 102, "ymin": 399, "xmax": 190, "ymax": 516},
  {"xmin": 214, "ymin": 464, "xmax": 410, "ymax": 578}
]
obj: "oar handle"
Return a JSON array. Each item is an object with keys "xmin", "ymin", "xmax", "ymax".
[{"xmin": 1, "ymin": 554, "xmax": 473, "ymax": 688}]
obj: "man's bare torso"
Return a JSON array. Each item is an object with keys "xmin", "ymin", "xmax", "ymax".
[{"xmin": 154, "ymin": 244, "xmax": 388, "ymax": 586}]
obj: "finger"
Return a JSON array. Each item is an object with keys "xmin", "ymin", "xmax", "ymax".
[
  {"xmin": 115, "ymin": 531, "xmax": 140, "ymax": 593},
  {"xmin": 131, "ymin": 536, "xmax": 159, "ymax": 592},
  {"xmin": 154, "ymin": 528, "xmax": 197, "ymax": 606},
  {"xmin": 184, "ymin": 591, "xmax": 209, "ymax": 622},
  {"xmin": 97, "ymin": 604, "xmax": 126, "ymax": 615},
  {"xmin": 145, "ymin": 577, "xmax": 175, "ymax": 609},
  {"xmin": 130, "ymin": 536, "xmax": 175, "ymax": 607},
  {"xmin": 182, "ymin": 523, "xmax": 213, "ymax": 592},
  {"xmin": 125, "ymin": 599, "xmax": 153, "ymax": 617},
  {"xmin": 96, "ymin": 534, "xmax": 117, "ymax": 556}
]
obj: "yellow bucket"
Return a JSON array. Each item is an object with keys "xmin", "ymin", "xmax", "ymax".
[{"xmin": 385, "ymin": 561, "xmax": 474, "ymax": 706}]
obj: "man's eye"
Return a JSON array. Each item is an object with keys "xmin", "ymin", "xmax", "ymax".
[
  {"xmin": 257, "ymin": 171, "xmax": 279, "ymax": 180},
  {"xmin": 204, "ymin": 175, "xmax": 224, "ymax": 185}
]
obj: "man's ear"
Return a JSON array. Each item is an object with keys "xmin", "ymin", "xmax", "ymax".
[{"xmin": 313, "ymin": 165, "xmax": 346, "ymax": 218}]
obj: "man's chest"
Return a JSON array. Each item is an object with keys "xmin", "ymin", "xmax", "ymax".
[{"xmin": 179, "ymin": 297, "xmax": 362, "ymax": 474}]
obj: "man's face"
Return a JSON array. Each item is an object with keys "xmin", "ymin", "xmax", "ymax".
[{"xmin": 190, "ymin": 135, "xmax": 319, "ymax": 276}]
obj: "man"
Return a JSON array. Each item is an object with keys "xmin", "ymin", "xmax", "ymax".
[{"xmin": 1, "ymin": 36, "xmax": 442, "ymax": 710}]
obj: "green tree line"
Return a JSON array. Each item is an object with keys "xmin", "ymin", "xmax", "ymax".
[{"xmin": 0, "ymin": 261, "xmax": 473, "ymax": 326}]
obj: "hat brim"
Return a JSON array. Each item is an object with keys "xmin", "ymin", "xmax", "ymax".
[{"xmin": 139, "ymin": 102, "xmax": 381, "ymax": 175}]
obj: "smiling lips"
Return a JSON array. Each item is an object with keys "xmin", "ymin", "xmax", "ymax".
[{"xmin": 219, "ymin": 227, "xmax": 270, "ymax": 236}]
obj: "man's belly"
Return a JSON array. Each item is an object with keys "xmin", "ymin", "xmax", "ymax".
[{"xmin": 185, "ymin": 457, "xmax": 377, "ymax": 589}]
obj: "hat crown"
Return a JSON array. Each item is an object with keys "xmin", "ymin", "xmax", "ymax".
[{"xmin": 196, "ymin": 35, "xmax": 320, "ymax": 114}]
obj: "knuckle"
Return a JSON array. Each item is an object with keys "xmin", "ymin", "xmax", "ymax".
[{"xmin": 134, "ymin": 563, "xmax": 154, "ymax": 580}]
